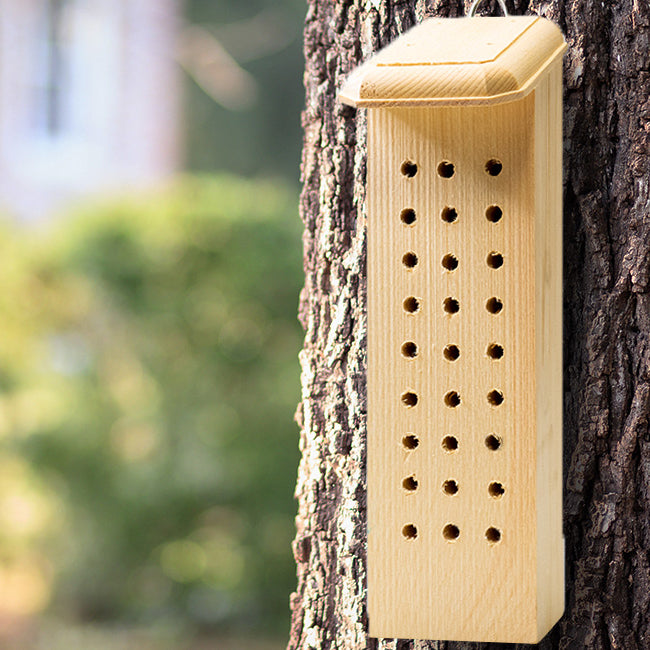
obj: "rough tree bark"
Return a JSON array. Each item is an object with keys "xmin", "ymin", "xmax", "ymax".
[{"xmin": 290, "ymin": 1, "xmax": 650, "ymax": 648}]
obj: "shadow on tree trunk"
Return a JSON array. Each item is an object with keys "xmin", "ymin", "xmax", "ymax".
[{"xmin": 290, "ymin": 1, "xmax": 650, "ymax": 648}]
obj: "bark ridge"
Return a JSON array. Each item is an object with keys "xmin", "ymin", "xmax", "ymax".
[{"xmin": 290, "ymin": 1, "xmax": 650, "ymax": 648}]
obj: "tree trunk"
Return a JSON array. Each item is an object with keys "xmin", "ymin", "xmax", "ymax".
[{"xmin": 290, "ymin": 1, "xmax": 650, "ymax": 648}]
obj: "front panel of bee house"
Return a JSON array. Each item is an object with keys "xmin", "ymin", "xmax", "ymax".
[{"xmin": 340, "ymin": 16, "xmax": 567, "ymax": 644}]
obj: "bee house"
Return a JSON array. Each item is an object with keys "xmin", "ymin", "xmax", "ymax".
[{"xmin": 340, "ymin": 13, "xmax": 567, "ymax": 644}]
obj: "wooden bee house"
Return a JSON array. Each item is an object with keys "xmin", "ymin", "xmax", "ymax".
[{"xmin": 340, "ymin": 11, "xmax": 567, "ymax": 645}]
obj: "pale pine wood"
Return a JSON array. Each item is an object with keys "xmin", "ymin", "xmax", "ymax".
[
  {"xmin": 340, "ymin": 17, "xmax": 566, "ymax": 107},
  {"xmin": 534, "ymin": 61, "xmax": 565, "ymax": 638},
  {"xmin": 343, "ymin": 14, "xmax": 567, "ymax": 643},
  {"xmin": 365, "ymin": 82, "xmax": 564, "ymax": 642}
]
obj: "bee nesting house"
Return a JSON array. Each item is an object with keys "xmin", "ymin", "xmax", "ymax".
[{"xmin": 340, "ymin": 13, "xmax": 567, "ymax": 644}]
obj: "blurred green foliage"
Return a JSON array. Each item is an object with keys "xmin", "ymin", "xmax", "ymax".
[
  {"xmin": 184, "ymin": 0, "xmax": 305, "ymax": 182},
  {"xmin": 0, "ymin": 176, "xmax": 301, "ymax": 635}
]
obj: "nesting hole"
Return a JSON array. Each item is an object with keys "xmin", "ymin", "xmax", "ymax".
[
  {"xmin": 437, "ymin": 161, "xmax": 455, "ymax": 178},
  {"xmin": 487, "ymin": 251, "xmax": 504, "ymax": 269},
  {"xmin": 487, "ymin": 390, "xmax": 504, "ymax": 406},
  {"xmin": 401, "ymin": 341, "xmax": 418, "ymax": 359},
  {"xmin": 485, "ymin": 434, "xmax": 502, "ymax": 451},
  {"xmin": 485, "ymin": 205, "xmax": 503, "ymax": 223},
  {"xmin": 402, "ymin": 475, "xmax": 419, "ymax": 492},
  {"xmin": 487, "ymin": 343, "xmax": 504, "ymax": 360},
  {"xmin": 442, "ymin": 524, "xmax": 460, "ymax": 541},
  {"xmin": 441, "ymin": 206, "xmax": 458, "ymax": 223},
  {"xmin": 485, "ymin": 527, "xmax": 502, "ymax": 543},
  {"xmin": 485, "ymin": 159, "xmax": 503, "ymax": 176},
  {"xmin": 442, "ymin": 436, "xmax": 458, "ymax": 452},
  {"xmin": 401, "ymin": 160, "xmax": 418, "ymax": 177},
  {"xmin": 489, "ymin": 481, "xmax": 505, "ymax": 498},
  {"xmin": 402, "ymin": 251, "xmax": 418, "ymax": 268},
  {"xmin": 442, "ymin": 254, "xmax": 459, "ymax": 271},
  {"xmin": 444, "ymin": 391, "xmax": 461, "ymax": 408},
  {"xmin": 402, "ymin": 434, "xmax": 419, "ymax": 450},
  {"xmin": 400, "ymin": 208, "xmax": 417, "ymax": 225},
  {"xmin": 442, "ymin": 479, "xmax": 458, "ymax": 496},
  {"xmin": 443, "ymin": 297, "xmax": 460, "ymax": 314},
  {"xmin": 401, "ymin": 391, "xmax": 418, "ymax": 408},
  {"xmin": 486, "ymin": 297, "xmax": 503, "ymax": 314},
  {"xmin": 443, "ymin": 344, "xmax": 460, "ymax": 361},
  {"xmin": 403, "ymin": 296, "xmax": 420, "ymax": 313},
  {"xmin": 402, "ymin": 524, "xmax": 418, "ymax": 540}
]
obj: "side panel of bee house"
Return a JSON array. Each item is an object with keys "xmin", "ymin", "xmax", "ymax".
[{"xmin": 342, "ymin": 16, "xmax": 567, "ymax": 645}]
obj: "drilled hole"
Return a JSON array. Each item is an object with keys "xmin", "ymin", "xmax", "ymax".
[
  {"xmin": 402, "ymin": 434, "xmax": 419, "ymax": 450},
  {"xmin": 485, "ymin": 527, "xmax": 502, "ymax": 543},
  {"xmin": 441, "ymin": 206, "xmax": 458, "ymax": 223},
  {"xmin": 486, "ymin": 297, "xmax": 503, "ymax": 314},
  {"xmin": 402, "ymin": 251, "xmax": 418, "ymax": 268},
  {"xmin": 485, "ymin": 434, "xmax": 502, "ymax": 451},
  {"xmin": 442, "ymin": 254, "xmax": 458, "ymax": 271},
  {"xmin": 402, "ymin": 524, "xmax": 418, "ymax": 540},
  {"xmin": 437, "ymin": 161, "xmax": 455, "ymax": 178},
  {"xmin": 485, "ymin": 159, "xmax": 503, "ymax": 176},
  {"xmin": 443, "ymin": 297, "xmax": 460, "ymax": 314},
  {"xmin": 443, "ymin": 344, "xmax": 460, "ymax": 361},
  {"xmin": 403, "ymin": 296, "xmax": 420, "ymax": 313},
  {"xmin": 487, "ymin": 251, "xmax": 504, "ymax": 269},
  {"xmin": 487, "ymin": 343, "xmax": 504, "ymax": 359},
  {"xmin": 401, "ymin": 160, "xmax": 418, "ymax": 177},
  {"xmin": 401, "ymin": 341, "xmax": 418, "ymax": 358},
  {"xmin": 401, "ymin": 391, "xmax": 418, "ymax": 408},
  {"xmin": 485, "ymin": 205, "xmax": 503, "ymax": 223},
  {"xmin": 489, "ymin": 481, "xmax": 505, "ymax": 498},
  {"xmin": 403, "ymin": 475, "xmax": 419, "ymax": 492},
  {"xmin": 444, "ymin": 391, "xmax": 461, "ymax": 408},
  {"xmin": 442, "ymin": 436, "xmax": 458, "ymax": 452},
  {"xmin": 487, "ymin": 390, "xmax": 504, "ymax": 406},
  {"xmin": 400, "ymin": 208, "xmax": 416, "ymax": 225},
  {"xmin": 442, "ymin": 524, "xmax": 460, "ymax": 541},
  {"xmin": 442, "ymin": 479, "xmax": 458, "ymax": 496}
]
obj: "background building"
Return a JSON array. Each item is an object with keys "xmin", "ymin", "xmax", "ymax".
[
  {"xmin": 0, "ymin": 1, "xmax": 305, "ymax": 647},
  {"xmin": 0, "ymin": 0, "xmax": 180, "ymax": 221}
]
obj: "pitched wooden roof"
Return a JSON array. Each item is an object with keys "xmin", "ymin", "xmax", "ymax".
[{"xmin": 340, "ymin": 16, "xmax": 566, "ymax": 107}]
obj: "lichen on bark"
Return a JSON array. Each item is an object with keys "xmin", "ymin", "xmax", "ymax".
[{"xmin": 290, "ymin": 1, "xmax": 650, "ymax": 649}]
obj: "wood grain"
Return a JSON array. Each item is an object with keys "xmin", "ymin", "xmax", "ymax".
[
  {"xmin": 340, "ymin": 16, "xmax": 566, "ymax": 107},
  {"xmin": 366, "ymin": 74, "xmax": 563, "ymax": 642},
  {"xmin": 291, "ymin": 0, "xmax": 650, "ymax": 648},
  {"xmin": 534, "ymin": 61, "xmax": 564, "ymax": 640}
]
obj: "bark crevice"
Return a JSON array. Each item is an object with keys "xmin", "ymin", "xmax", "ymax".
[{"xmin": 290, "ymin": 1, "xmax": 650, "ymax": 648}]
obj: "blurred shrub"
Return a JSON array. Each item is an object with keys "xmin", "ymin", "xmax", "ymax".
[{"xmin": 0, "ymin": 176, "xmax": 302, "ymax": 634}]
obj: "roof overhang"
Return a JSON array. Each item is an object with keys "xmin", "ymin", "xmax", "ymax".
[{"xmin": 339, "ymin": 16, "xmax": 567, "ymax": 107}]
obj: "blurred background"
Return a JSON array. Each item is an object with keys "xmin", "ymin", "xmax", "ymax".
[{"xmin": 0, "ymin": 0, "xmax": 305, "ymax": 648}]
